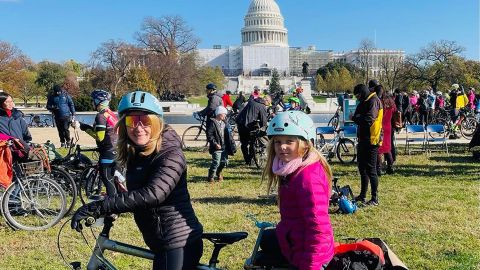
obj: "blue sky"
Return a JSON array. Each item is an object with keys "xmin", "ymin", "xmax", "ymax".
[{"xmin": 1, "ymin": 0, "xmax": 478, "ymax": 64}]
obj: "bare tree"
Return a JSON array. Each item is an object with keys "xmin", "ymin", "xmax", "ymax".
[
  {"xmin": 135, "ymin": 15, "xmax": 201, "ymax": 95},
  {"xmin": 90, "ymin": 40, "xmax": 135, "ymax": 96},
  {"xmin": 400, "ymin": 40, "xmax": 465, "ymax": 91},
  {"xmin": 378, "ymin": 54, "xmax": 404, "ymax": 91},
  {"xmin": 358, "ymin": 39, "xmax": 376, "ymax": 83},
  {"xmin": 136, "ymin": 16, "xmax": 200, "ymax": 56},
  {"xmin": 0, "ymin": 41, "xmax": 19, "ymax": 69}
]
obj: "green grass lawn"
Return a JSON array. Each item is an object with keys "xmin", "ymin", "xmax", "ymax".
[{"xmin": 0, "ymin": 147, "xmax": 479, "ymax": 269}]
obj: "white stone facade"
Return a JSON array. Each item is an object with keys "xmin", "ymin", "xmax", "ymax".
[
  {"xmin": 196, "ymin": 0, "xmax": 405, "ymax": 92},
  {"xmin": 241, "ymin": 0, "xmax": 288, "ymax": 47}
]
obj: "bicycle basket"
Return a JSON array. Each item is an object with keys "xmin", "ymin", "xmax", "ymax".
[{"xmin": 19, "ymin": 161, "xmax": 44, "ymax": 176}]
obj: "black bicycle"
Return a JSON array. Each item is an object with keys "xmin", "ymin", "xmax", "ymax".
[
  {"xmin": 27, "ymin": 114, "xmax": 54, "ymax": 128},
  {"xmin": 249, "ymin": 124, "xmax": 268, "ymax": 169},
  {"xmin": 327, "ymin": 103, "xmax": 341, "ymax": 129},
  {"xmin": 182, "ymin": 112, "xmax": 208, "ymax": 151}
]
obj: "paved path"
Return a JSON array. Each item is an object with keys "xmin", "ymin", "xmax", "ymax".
[{"xmin": 30, "ymin": 125, "xmax": 470, "ymax": 148}]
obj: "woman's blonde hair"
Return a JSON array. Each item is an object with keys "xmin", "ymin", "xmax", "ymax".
[
  {"xmin": 116, "ymin": 114, "xmax": 164, "ymax": 167},
  {"xmin": 262, "ymin": 136, "xmax": 333, "ymax": 195}
]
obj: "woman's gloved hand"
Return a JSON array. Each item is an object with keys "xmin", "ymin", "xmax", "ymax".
[{"xmin": 71, "ymin": 201, "xmax": 104, "ymax": 232}]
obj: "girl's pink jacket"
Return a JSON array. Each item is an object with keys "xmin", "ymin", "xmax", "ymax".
[{"xmin": 276, "ymin": 161, "xmax": 334, "ymax": 270}]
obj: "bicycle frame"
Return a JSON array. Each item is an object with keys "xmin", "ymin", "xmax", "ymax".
[
  {"xmin": 79, "ymin": 217, "xmax": 154, "ymax": 270},
  {"xmin": 317, "ymin": 132, "xmax": 341, "ymax": 158},
  {"xmin": 72, "ymin": 216, "xmax": 244, "ymax": 270}
]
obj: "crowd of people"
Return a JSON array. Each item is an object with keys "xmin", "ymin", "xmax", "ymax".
[{"xmin": 1, "ymin": 78, "xmax": 478, "ymax": 270}]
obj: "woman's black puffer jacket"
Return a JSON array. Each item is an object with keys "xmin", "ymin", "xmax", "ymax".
[{"xmin": 101, "ymin": 127, "xmax": 203, "ymax": 252}]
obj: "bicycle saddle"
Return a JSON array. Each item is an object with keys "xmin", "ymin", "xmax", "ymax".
[{"xmin": 202, "ymin": 232, "xmax": 248, "ymax": 245}]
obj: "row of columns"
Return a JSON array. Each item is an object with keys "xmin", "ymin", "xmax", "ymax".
[{"xmin": 242, "ymin": 31, "xmax": 287, "ymax": 44}]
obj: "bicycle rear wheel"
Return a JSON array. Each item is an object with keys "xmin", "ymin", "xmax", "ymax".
[
  {"xmin": 1, "ymin": 177, "xmax": 66, "ymax": 231},
  {"xmin": 182, "ymin": 126, "xmax": 208, "ymax": 151},
  {"xmin": 336, "ymin": 138, "xmax": 356, "ymax": 164},
  {"xmin": 45, "ymin": 166, "xmax": 77, "ymax": 216},
  {"xmin": 253, "ymin": 138, "xmax": 268, "ymax": 169}
]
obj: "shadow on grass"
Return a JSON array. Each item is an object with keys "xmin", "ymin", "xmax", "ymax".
[
  {"xmin": 192, "ymin": 196, "xmax": 276, "ymax": 206},
  {"xmin": 393, "ymin": 164, "xmax": 479, "ymax": 179},
  {"xmin": 429, "ymin": 156, "xmax": 477, "ymax": 164}
]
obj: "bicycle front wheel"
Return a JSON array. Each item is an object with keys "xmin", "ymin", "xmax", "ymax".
[
  {"xmin": 460, "ymin": 116, "xmax": 477, "ymax": 139},
  {"xmin": 327, "ymin": 116, "xmax": 339, "ymax": 129},
  {"xmin": 79, "ymin": 167, "xmax": 102, "ymax": 204},
  {"xmin": 1, "ymin": 177, "xmax": 66, "ymax": 231},
  {"xmin": 336, "ymin": 138, "xmax": 357, "ymax": 164},
  {"xmin": 182, "ymin": 126, "xmax": 208, "ymax": 151},
  {"xmin": 45, "ymin": 166, "xmax": 77, "ymax": 216}
]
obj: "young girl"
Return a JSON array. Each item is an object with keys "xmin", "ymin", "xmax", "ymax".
[{"xmin": 262, "ymin": 111, "xmax": 334, "ymax": 270}]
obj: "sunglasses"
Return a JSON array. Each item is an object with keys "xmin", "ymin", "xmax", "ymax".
[{"xmin": 125, "ymin": 115, "xmax": 153, "ymax": 128}]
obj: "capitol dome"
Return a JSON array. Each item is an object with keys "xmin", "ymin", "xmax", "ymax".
[{"xmin": 241, "ymin": 0, "xmax": 288, "ymax": 47}]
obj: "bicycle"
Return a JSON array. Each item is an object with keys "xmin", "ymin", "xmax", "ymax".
[
  {"xmin": 316, "ymin": 127, "xmax": 357, "ymax": 163},
  {"xmin": 182, "ymin": 112, "xmax": 208, "ymax": 151},
  {"xmin": 1, "ymin": 141, "xmax": 67, "ymax": 230},
  {"xmin": 327, "ymin": 102, "xmax": 341, "ymax": 129},
  {"xmin": 249, "ymin": 123, "xmax": 268, "ymax": 169},
  {"xmin": 27, "ymin": 114, "xmax": 54, "ymax": 128},
  {"xmin": 58, "ymin": 215, "xmax": 248, "ymax": 270}
]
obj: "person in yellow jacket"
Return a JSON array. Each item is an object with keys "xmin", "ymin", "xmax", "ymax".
[{"xmin": 351, "ymin": 84, "xmax": 383, "ymax": 206}]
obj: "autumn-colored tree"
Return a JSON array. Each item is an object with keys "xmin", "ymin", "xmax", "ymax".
[
  {"xmin": 315, "ymin": 74, "xmax": 327, "ymax": 92},
  {"xmin": 126, "ymin": 66, "xmax": 156, "ymax": 93}
]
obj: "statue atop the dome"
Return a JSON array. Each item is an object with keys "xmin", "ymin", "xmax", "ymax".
[{"xmin": 302, "ymin": 61, "xmax": 309, "ymax": 78}]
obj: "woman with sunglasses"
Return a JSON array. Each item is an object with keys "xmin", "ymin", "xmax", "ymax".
[{"xmin": 72, "ymin": 90, "xmax": 204, "ymax": 270}]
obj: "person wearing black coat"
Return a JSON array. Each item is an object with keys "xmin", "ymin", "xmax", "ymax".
[
  {"xmin": 235, "ymin": 97, "xmax": 269, "ymax": 165},
  {"xmin": 0, "ymin": 92, "xmax": 32, "ymax": 152},
  {"xmin": 71, "ymin": 91, "xmax": 203, "ymax": 270},
  {"xmin": 46, "ymin": 82, "xmax": 76, "ymax": 147},
  {"xmin": 206, "ymin": 106, "xmax": 236, "ymax": 182}
]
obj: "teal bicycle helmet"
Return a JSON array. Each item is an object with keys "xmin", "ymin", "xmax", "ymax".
[
  {"xmin": 118, "ymin": 90, "xmax": 163, "ymax": 116},
  {"xmin": 267, "ymin": 111, "xmax": 316, "ymax": 143}
]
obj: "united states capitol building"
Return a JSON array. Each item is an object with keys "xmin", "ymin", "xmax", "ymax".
[{"xmin": 197, "ymin": 0, "xmax": 404, "ymax": 93}]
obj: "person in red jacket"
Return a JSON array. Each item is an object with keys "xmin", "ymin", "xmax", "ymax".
[
  {"xmin": 375, "ymin": 85, "xmax": 396, "ymax": 175},
  {"xmin": 260, "ymin": 111, "xmax": 334, "ymax": 270},
  {"xmin": 222, "ymin": 90, "xmax": 233, "ymax": 108}
]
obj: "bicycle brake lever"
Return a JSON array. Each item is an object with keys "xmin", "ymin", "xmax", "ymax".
[{"xmin": 85, "ymin": 217, "xmax": 96, "ymax": 227}]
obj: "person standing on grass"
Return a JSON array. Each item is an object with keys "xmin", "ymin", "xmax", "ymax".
[
  {"xmin": 260, "ymin": 111, "xmax": 334, "ymax": 270},
  {"xmin": 206, "ymin": 106, "xmax": 236, "ymax": 183},
  {"xmin": 46, "ymin": 76, "xmax": 77, "ymax": 147},
  {"xmin": 351, "ymin": 84, "xmax": 383, "ymax": 206},
  {"xmin": 236, "ymin": 95, "xmax": 269, "ymax": 165},
  {"xmin": 78, "ymin": 89, "xmax": 119, "ymax": 196},
  {"xmin": 197, "ymin": 83, "xmax": 223, "ymax": 126},
  {"xmin": 375, "ymin": 85, "xmax": 396, "ymax": 175},
  {"xmin": 72, "ymin": 90, "xmax": 204, "ymax": 270}
]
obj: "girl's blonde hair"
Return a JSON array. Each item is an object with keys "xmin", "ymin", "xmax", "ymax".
[
  {"xmin": 116, "ymin": 114, "xmax": 164, "ymax": 167},
  {"xmin": 262, "ymin": 136, "xmax": 333, "ymax": 195}
]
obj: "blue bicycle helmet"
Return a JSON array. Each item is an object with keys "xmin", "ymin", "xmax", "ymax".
[
  {"xmin": 117, "ymin": 90, "xmax": 163, "ymax": 116},
  {"xmin": 339, "ymin": 196, "xmax": 357, "ymax": 214},
  {"xmin": 267, "ymin": 111, "xmax": 316, "ymax": 143},
  {"xmin": 91, "ymin": 89, "xmax": 111, "ymax": 106}
]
